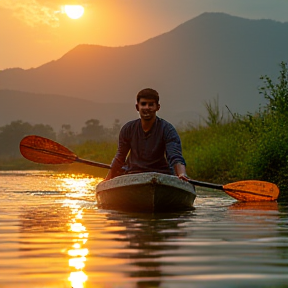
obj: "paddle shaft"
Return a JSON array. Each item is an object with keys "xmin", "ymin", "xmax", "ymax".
[
  {"xmin": 188, "ymin": 179, "xmax": 223, "ymax": 190},
  {"xmin": 76, "ymin": 158, "xmax": 224, "ymax": 190},
  {"xmin": 77, "ymin": 158, "xmax": 223, "ymax": 190},
  {"xmin": 75, "ymin": 160, "xmax": 223, "ymax": 191},
  {"xmin": 74, "ymin": 157, "xmax": 224, "ymax": 190},
  {"xmin": 75, "ymin": 157, "xmax": 111, "ymax": 169},
  {"xmin": 69, "ymin": 156, "xmax": 223, "ymax": 191}
]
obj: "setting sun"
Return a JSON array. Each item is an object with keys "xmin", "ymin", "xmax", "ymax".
[{"xmin": 64, "ymin": 5, "xmax": 84, "ymax": 19}]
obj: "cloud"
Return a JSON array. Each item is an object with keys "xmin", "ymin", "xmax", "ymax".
[{"xmin": 0, "ymin": 0, "xmax": 60, "ymax": 27}]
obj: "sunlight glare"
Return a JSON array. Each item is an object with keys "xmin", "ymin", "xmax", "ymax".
[
  {"xmin": 65, "ymin": 198, "xmax": 89, "ymax": 288},
  {"xmin": 64, "ymin": 5, "xmax": 84, "ymax": 19},
  {"xmin": 57, "ymin": 173, "xmax": 102, "ymax": 200},
  {"xmin": 68, "ymin": 248, "xmax": 88, "ymax": 257},
  {"xmin": 70, "ymin": 222, "xmax": 86, "ymax": 233},
  {"xmin": 69, "ymin": 271, "xmax": 88, "ymax": 288}
]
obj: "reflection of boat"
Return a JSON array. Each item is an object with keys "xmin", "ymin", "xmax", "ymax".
[{"xmin": 96, "ymin": 172, "xmax": 196, "ymax": 212}]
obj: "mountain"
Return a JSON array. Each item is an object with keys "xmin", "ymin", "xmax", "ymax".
[{"xmin": 1, "ymin": 12, "xmax": 288, "ymax": 131}]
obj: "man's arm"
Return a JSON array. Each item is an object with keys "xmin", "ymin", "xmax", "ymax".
[
  {"xmin": 164, "ymin": 123, "xmax": 191, "ymax": 181},
  {"xmin": 174, "ymin": 162, "xmax": 190, "ymax": 181},
  {"xmin": 105, "ymin": 125, "xmax": 131, "ymax": 180},
  {"xmin": 105, "ymin": 157, "xmax": 127, "ymax": 180}
]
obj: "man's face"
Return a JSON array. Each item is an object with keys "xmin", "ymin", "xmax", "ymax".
[{"xmin": 136, "ymin": 98, "xmax": 160, "ymax": 121}]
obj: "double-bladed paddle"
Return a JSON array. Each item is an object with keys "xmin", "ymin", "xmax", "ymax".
[{"xmin": 20, "ymin": 135, "xmax": 279, "ymax": 202}]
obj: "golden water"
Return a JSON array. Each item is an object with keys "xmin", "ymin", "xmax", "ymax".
[{"xmin": 0, "ymin": 171, "xmax": 288, "ymax": 288}]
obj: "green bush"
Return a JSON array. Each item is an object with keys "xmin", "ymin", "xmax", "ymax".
[{"xmin": 180, "ymin": 120, "xmax": 250, "ymax": 183}]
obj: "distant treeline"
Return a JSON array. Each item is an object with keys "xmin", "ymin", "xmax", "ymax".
[{"xmin": 0, "ymin": 118, "xmax": 121, "ymax": 159}]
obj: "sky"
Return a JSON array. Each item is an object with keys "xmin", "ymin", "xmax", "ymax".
[{"xmin": 1, "ymin": 0, "xmax": 288, "ymax": 70}]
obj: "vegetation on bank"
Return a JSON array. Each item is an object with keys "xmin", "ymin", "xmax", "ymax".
[
  {"xmin": 1, "ymin": 62, "xmax": 288, "ymax": 201},
  {"xmin": 181, "ymin": 62, "xmax": 288, "ymax": 201}
]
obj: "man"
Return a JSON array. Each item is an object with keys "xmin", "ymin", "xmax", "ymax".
[{"xmin": 105, "ymin": 88, "xmax": 190, "ymax": 182}]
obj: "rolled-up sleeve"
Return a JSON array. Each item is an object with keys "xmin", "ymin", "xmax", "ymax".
[{"xmin": 164, "ymin": 124, "xmax": 186, "ymax": 167}]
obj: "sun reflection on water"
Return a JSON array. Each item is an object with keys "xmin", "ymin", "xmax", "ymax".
[
  {"xmin": 59, "ymin": 174, "xmax": 103, "ymax": 288},
  {"xmin": 63, "ymin": 200, "xmax": 89, "ymax": 288},
  {"xmin": 56, "ymin": 173, "xmax": 103, "ymax": 199}
]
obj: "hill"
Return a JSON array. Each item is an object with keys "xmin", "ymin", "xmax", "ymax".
[{"xmin": 1, "ymin": 12, "xmax": 288, "ymax": 130}]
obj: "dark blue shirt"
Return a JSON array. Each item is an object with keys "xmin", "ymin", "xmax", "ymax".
[{"xmin": 110, "ymin": 117, "xmax": 186, "ymax": 176}]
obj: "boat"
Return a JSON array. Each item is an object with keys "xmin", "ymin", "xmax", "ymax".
[{"xmin": 96, "ymin": 172, "xmax": 197, "ymax": 212}]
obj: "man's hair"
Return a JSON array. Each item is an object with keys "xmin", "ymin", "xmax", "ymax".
[{"xmin": 136, "ymin": 88, "xmax": 159, "ymax": 104}]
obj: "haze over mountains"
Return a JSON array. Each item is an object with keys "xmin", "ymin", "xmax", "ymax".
[{"xmin": 1, "ymin": 12, "xmax": 288, "ymax": 132}]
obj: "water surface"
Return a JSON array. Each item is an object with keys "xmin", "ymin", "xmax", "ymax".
[{"xmin": 0, "ymin": 171, "xmax": 288, "ymax": 288}]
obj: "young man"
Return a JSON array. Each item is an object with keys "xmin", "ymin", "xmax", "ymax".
[{"xmin": 105, "ymin": 88, "xmax": 190, "ymax": 182}]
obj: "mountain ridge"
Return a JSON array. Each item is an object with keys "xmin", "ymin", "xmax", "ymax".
[{"xmin": 1, "ymin": 12, "xmax": 288, "ymax": 131}]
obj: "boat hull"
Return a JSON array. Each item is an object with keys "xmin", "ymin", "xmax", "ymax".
[{"xmin": 96, "ymin": 172, "xmax": 197, "ymax": 212}]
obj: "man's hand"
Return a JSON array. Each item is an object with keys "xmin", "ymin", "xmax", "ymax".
[{"xmin": 178, "ymin": 173, "xmax": 190, "ymax": 182}]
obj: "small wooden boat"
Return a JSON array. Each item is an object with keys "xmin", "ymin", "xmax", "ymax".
[{"xmin": 96, "ymin": 172, "xmax": 197, "ymax": 212}]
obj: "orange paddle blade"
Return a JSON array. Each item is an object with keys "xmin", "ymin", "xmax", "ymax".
[
  {"xmin": 20, "ymin": 135, "xmax": 77, "ymax": 164},
  {"xmin": 223, "ymin": 180, "xmax": 279, "ymax": 202}
]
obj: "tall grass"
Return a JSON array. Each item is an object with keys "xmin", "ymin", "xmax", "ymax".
[
  {"xmin": 71, "ymin": 141, "xmax": 118, "ymax": 166},
  {"xmin": 180, "ymin": 121, "xmax": 250, "ymax": 183}
]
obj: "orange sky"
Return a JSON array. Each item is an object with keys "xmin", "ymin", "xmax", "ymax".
[{"xmin": 1, "ymin": 0, "xmax": 288, "ymax": 70}]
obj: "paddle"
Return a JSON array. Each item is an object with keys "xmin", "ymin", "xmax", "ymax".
[
  {"xmin": 20, "ymin": 135, "xmax": 279, "ymax": 202},
  {"xmin": 187, "ymin": 179, "xmax": 279, "ymax": 202},
  {"xmin": 20, "ymin": 135, "xmax": 110, "ymax": 169}
]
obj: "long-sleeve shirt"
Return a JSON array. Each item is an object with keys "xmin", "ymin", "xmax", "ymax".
[{"xmin": 110, "ymin": 117, "xmax": 186, "ymax": 177}]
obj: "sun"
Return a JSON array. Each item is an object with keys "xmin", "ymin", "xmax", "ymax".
[{"xmin": 64, "ymin": 5, "xmax": 84, "ymax": 19}]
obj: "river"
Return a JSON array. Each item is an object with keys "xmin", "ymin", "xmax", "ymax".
[{"xmin": 0, "ymin": 170, "xmax": 288, "ymax": 288}]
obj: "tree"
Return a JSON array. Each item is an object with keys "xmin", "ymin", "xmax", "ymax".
[
  {"xmin": 32, "ymin": 124, "xmax": 56, "ymax": 140},
  {"xmin": 79, "ymin": 119, "xmax": 105, "ymax": 142},
  {"xmin": 58, "ymin": 124, "xmax": 76, "ymax": 145},
  {"xmin": 0, "ymin": 120, "xmax": 55, "ymax": 158},
  {"xmin": 259, "ymin": 61, "xmax": 288, "ymax": 116},
  {"xmin": 109, "ymin": 119, "xmax": 121, "ymax": 140}
]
